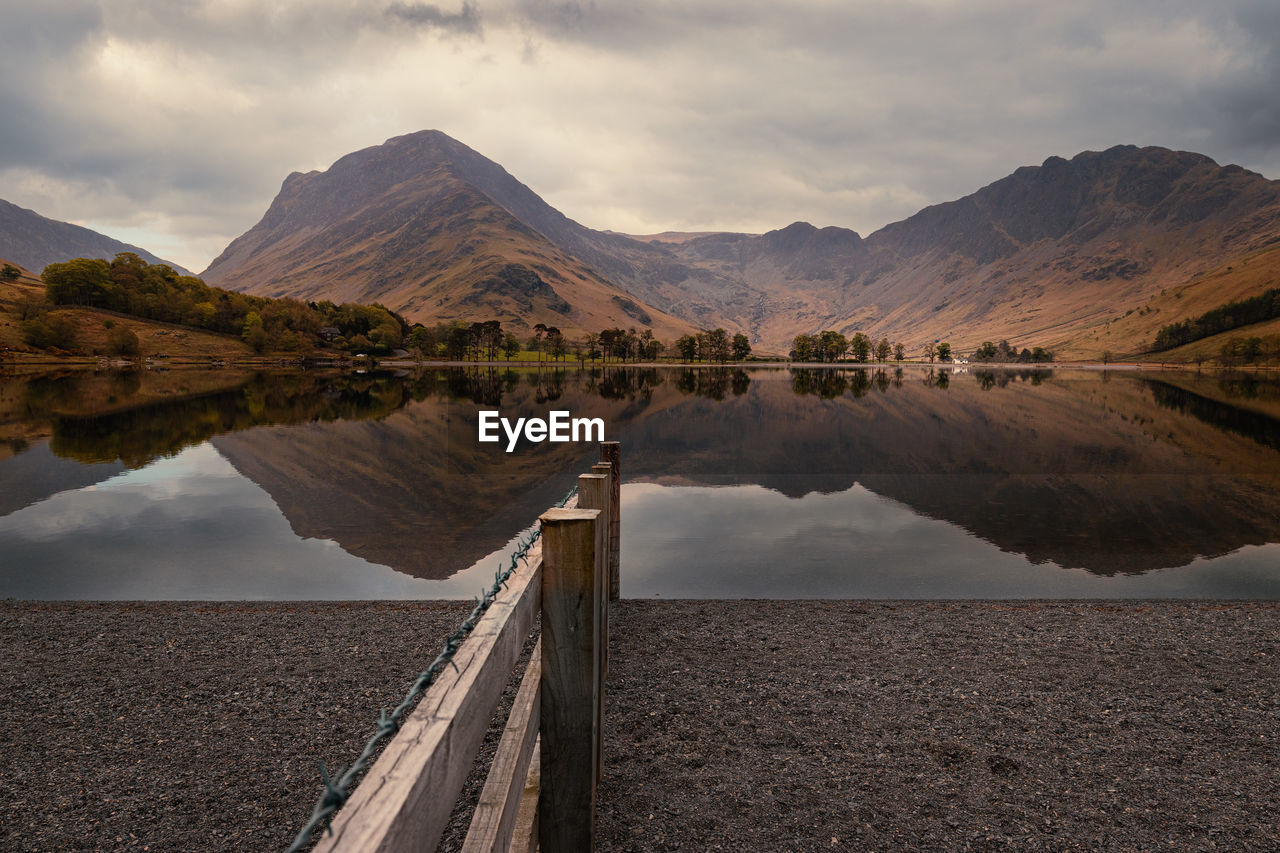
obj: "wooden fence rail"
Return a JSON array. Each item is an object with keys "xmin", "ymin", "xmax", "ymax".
[{"xmin": 313, "ymin": 443, "xmax": 620, "ymax": 853}]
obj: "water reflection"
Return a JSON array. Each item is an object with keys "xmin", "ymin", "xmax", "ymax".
[
  {"xmin": 622, "ymin": 482, "xmax": 1280, "ymax": 598},
  {"xmin": 0, "ymin": 444, "xmax": 530, "ymax": 599},
  {"xmin": 2, "ymin": 365, "xmax": 1280, "ymax": 597},
  {"xmin": 1145, "ymin": 376, "xmax": 1280, "ymax": 453}
]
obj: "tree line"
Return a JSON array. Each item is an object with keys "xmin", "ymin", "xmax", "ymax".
[
  {"xmin": 792, "ymin": 331, "xmax": 913, "ymax": 362},
  {"xmin": 673, "ymin": 329, "xmax": 751, "ymax": 363},
  {"xmin": 968, "ymin": 340, "xmax": 1055, "ymax": 363},
  {"xmin": 787, "ymin": 331, "xmax": 1057, "ymax": 364},
  {"xmin": 26, "ymin": 253, "xmax": 409, "ymax": 355},
  {"xmin": 1152, "ymin": 288, "xmax": 1280, "ymax": 352},
  {"xmin": 405, "ymin": 322, "xmax": 754, "ymax": 364}
]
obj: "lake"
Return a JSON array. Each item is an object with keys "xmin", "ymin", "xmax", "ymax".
[{"xmin": 3, "ymin": 364, "xmax": 1280, "ymax": 599}]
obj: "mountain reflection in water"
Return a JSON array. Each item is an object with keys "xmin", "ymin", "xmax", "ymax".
[{"xmin": 2, "ymin": 365, "xmax": 1279, "ymax": 598}]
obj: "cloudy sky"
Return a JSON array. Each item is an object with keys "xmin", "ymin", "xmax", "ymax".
[{"xmin": 3, "ymin": 0, "xmax": 1278, "ymax": 272}]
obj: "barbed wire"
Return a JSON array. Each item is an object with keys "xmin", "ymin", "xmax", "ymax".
[{"xmin": 285, "ymin": 484, "xmax": 578, "ymax": 853}]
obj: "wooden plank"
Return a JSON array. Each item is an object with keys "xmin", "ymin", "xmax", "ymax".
[
  {"xmin": 461, "ymin": 639, "xmax": 543, "ymax": 853},
  {"xmin": 511, "ymin": 740, "xmax": 540, "ymax": 853},
  {"xmin": 599, "ymin": 442, "xmax": 621, "ymax": 601},
  {"xmin": 538, "ymin": 508, "xmax": 601, "ymax": 853},
  {"xmin": 579, "ymin": 470, "xmax": 610, "ymax": 786},
  {"xmin": 590, "ymin": 462, "xmax": 613, "ymax": 677},
  {"xmin": 314, "ymin": 543, "xmax": 544, "ymax": 853}
]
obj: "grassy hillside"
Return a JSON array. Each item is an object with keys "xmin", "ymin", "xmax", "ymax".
[
  {"xmin": 1, "ymin": 259, "xmax": 253, "ymax": 361},
  {"xmin": 1054, "ymin": 244, "xmax": 1280, "ymax": 360}
]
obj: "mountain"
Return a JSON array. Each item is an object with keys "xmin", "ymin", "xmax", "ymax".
[
  {"xmin": 202, "ymin": 130, "xmax": 694, "ymax": 341},
  {"xmin": 204, "ymin": 134, "xmax": 1280, "ymax": 357},
  {"xmin": 632, "ymin": 146, "xmax": 1280, "ymax": 355},
  {"xmin": 0, "ymin": 199, "xmax": 189, "ymax": 275}
]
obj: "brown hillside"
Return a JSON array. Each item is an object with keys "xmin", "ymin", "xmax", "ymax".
[
  {"xmin": 1, "ymin": 258, "xmax": 252, "ymax": 360},
  {"xmin": 635, "ymin": 146, "xmax": 1280, "ymax": 356},
  {"xmin": 203, "ymin": 131, "xmax": 694, "ymax": 341},
  {"xmin": 199, "ymin": 135, "xmax": 1280, "ymax": 357},
  {"xmin": 1062, "ymin": 244, "xmax": 1280, "ymax": 360}
]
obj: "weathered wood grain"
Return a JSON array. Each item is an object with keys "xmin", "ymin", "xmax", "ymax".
[
  {"xmin": 313, "ymin": 543, "xmax": 543, "ymax": 853},
  {"xmin": 460, "ymin": 639, "xmax": 543, "ymax": 853},
  {"xmin": 538, "ymin": 508, "xmax": 601, "ymax": 853},
  {"xmin": 599, "ymin": 442, "xmax": 621, "ymax": 602}
]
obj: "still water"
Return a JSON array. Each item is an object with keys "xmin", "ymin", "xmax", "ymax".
[{"xmin": 2, "ymin": 365, "xmax": 1279, "ymax": 599}]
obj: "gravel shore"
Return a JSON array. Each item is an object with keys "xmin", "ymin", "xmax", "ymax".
[{"xmin": 3, "ymin": 600, "xmax": 1277, "ymax": 852}]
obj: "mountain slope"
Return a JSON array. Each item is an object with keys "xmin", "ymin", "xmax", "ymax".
[
  {"xmin": 641, "ymin": 146, "xmax": 1280, "ymax": 354},
  {"xmin": 0, "ymin": 199, "xmax": 189, "ymax": 275},
  {"xmin": 202, "ymin": 134, "xmax": 1280, "ymax": 357},
  {"xmin": 202, "ymin": 131, "xmax": 694, "ymax": 340}
]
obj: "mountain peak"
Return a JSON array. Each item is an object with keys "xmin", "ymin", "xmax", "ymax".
[{"xmin": 200, "ymin": 129, "xmax": 693, "ymax": 340}]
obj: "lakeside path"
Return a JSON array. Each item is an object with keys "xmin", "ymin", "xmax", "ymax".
[{"xmin": 2, "ymin": 601, "xmax": 1277, "ymax": 851}]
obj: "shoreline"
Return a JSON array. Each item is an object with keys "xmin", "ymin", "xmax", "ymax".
[
  {"xmin": 5, "ymin": 354, "xmax": 1278, "ymax": 372},
  {"xmin": 3, "ymin": 599, "xmax": 1277, "ymax": 851}
]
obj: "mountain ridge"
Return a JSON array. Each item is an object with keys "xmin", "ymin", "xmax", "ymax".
[
  {"xmin": 0, "ymin": 199, "xmax": 191, "ymax": 276},
  {"xmin": 202, "ymin": 130, "xmax": 696, "ymax": 341},
  {"xmin": 165, "ymin": 133, "xmax": 1280, "ymax": 356}
]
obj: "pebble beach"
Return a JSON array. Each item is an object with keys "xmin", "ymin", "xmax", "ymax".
[{"xmin": 2, "ymin": 600, "xmax": 1277, "ymax": 852}]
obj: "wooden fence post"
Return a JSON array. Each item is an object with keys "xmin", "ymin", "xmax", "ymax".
[
  {"xmin": 577, "ymin": 472, "xmax": 610, "ymax": 786},
  {"xmin": 589, "ymin": 462, "xmax": 613, "ymax": 675},
  {"xmin": 599, "ymin": 442, "xmax": 621, "ymax": 601},
  {"xmin": 538, "ymin": 507, "xmax": 602, "ymax": 853}
]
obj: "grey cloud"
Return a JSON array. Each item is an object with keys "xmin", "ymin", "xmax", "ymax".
[
  {"xmin": 2, "ymin": 0, "xmax": 1278, "ymax": 271},
  {"xmin": 387, "ymin": 1, "xmax": 482, "ymax": 35},
  {"xmin": 1200, "ymin": 1, "xmax": 1280, "ymax": 163}
]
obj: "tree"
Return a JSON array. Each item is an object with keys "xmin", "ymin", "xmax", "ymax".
[
  {"xmin": 547, "ymin": 328, "xmax": 567, "ymax": 361},
  {"xmin": 584, "ymin": 332, "xmax": 601, "ymax": 362},
  {"xmin": 875, "ymin": 337, "xmax": 892, "ymax": 362},
  {"xmin": 1101, "ymin": 350, "xmax": 1114, "ymax": 366},
  {"xmin": 242, "ymin": 312, "xmax": 268, "ymax": 353},
  {"xmin": 925, "ymin": 342, "xmax": 937, "ymax": 363},
  {"xmin": 43, "ymin": 258, "xmax": 117, "ymax": 308},
  {"xmin": 675, "ymin": 334, "xmax": 698, "ymax": 362},
  {"xmin": 408, "ymin": 326, "xmax": 438, "ymax": 360},
  {"xmin": 936, "ymin": 342, "xmax": 952, "ymax": 362},
  {"xmin": 704, "ymin": 328, "xmax": 731, "ymax": 363},
  {"xmin": 1242, "ymin": 336, "xmax": 1263, "ymax": 363},
  {"xmin": 107, "ymin": 324, "xmax": 141, "ymax": 356},
  {"xmin": 731, "ymin": 333, "xmax": 751, "ymax": 362},
  {"xmin": 792, "ymin": 334, "xmax": 813, "ymax": 362},
  {"xmin": 638, "ymin": 329, "xmax": 655, "ymax": 361},
  {"xmin": 818, "ymin": 330, "xmax": 848, "ymax": 363},
  {"xmin": 445, "ymin": 322, "xmax": 472, "ymax": 360},
  {"xmin": 529, "ymin": 323, "xmax": 548, "ymax": 363},
  {"xmin": 0, "ymin": 263, "xmax": 20, "ymax": 281},
  {"xmin": 371, "ymin": 317, "xmax": 404, "ymax": 352},
  {"xmin": 502, "ymin": 332, "xmax": 521, "ymax": 360},
  {"xmin": 849, "ymin": 332, "xmax": 871, "ymax": 363},
  {"xmin": 893, "ymin": 342, "xmax": 905, "ymax": 362},
  {"xmin": 974, "ymin": 341, "xmax": 997, "ymax": 361},
  {"xmin": 1220, "ymin": 337, "xmax": 1243, "ymax": 366},
  {"xmin": 598, "ymin": 329, "xmax": 617, "ymax": 362},
  {"xmin": 21, "ymin": 313, "xmax": 77, "ymax": 350}
]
